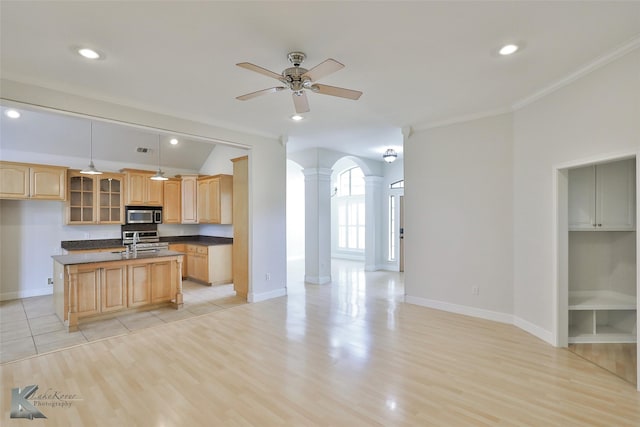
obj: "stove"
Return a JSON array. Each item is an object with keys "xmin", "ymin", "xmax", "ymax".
[{"xmin": 122, "ymin": 230, "xmax": 169, "ymax": 252}]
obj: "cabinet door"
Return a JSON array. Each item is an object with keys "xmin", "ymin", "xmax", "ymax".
[
  {"xmin": 98, "ymin": 175, "xmax": 124, "ymax": 224},
  {"xmin": 568, "ymin": 166, "xmax": 596, "ymax": 230},
  {"xmin": 163, "ymin": 179, "xmax": 181, "ymax": 223},
  {"xmin": 128, "ymin": 264, "xmax": 151, "ymax": 307},
  {"xmin": 150, "ymin": 261, "xmax": 173, "ymax": 302},
  {"xmin": 197, "ymin": 179, "xmax": 211, "ymax": 223},
  {"xmin": 67, "ymin": 173, "xmax": 96, "ymax": 224},
  {"xmin": 0, "ymin": 163, "xmax": 29, "ymax": 199},
  {"xmin": 597, "ymin": 159, "xmax": 635, "ymax": 231},
  {"xmin": 181, "ymin": 176, "xmax": 198, "ymax": 224},
  {"xmin": 209, "ymin": 178, "xmax": 221, "ymax": 224},
  {"xmin": 101, "ymin": 265, "xmax": 126, "ymax": 312},
  {"xmin": 147, "ymin": 178, "xmax": 164, "ymax": 206},
  {"xmin": 127, "ymin": 173, "xmax": 146, "ymax": 205},
  {"xmin": 185, "ymin": 245, "xmax": 196, "ymax": 279},
  {"xmin": 30, "ymin": 166, "xmax": 66, "ymax": 200},
  {"xmin": 76, "ymin": 268, "xmax": 101, "ymax": 317}
]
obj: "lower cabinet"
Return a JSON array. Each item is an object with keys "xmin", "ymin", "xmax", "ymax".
[
  {"xmin": 182, "ymin": 244, "xmax": 232, "ymax": 285},
  {"xmin": 151, "ymin": 261, "xmax": 173, "ymax": 302},
  {"xmin": 101, "ymin": 265, "xmax": 127, "ymax": 313},
  {"xmin": 128, "ymin": 264, "xmax": 151, "ymax": 308}
]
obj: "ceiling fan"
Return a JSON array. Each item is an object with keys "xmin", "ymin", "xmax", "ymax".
[{"xmin": 235, "ymin": 52, "xmax": 362, "ymax": 114}]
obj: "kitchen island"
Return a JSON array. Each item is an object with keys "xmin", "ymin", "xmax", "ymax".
[{"xmin": 52, "ymin": 250, "xmax": 184, "ymax": 331}]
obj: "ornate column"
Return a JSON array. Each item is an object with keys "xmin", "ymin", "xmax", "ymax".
[{"xmin": 303, "ymin": 168, "xmax": 333, "ymax": 284}]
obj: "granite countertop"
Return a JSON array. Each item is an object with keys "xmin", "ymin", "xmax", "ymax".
[
  {"xmin": 52, "ymin": 250, "xmax": 184, "ymax": 266},
  {"xmin": 61, "ymin": 235, "xmax": 233, "ymax": 251}
]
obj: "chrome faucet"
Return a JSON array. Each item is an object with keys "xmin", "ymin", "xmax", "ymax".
[{"xmin": 132, "ymin": 232, "xmax": 140, "ymax": 252}]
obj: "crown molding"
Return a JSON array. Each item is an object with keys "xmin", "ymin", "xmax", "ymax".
[
  {"xmin": 512, "ymin": 35, "xmax": 640, "ymax": 110},
  {"xmin": 412, "ymin": 107, "xmax": 512, "ymax": 132}
]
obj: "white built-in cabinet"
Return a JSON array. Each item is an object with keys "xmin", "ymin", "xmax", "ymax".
[
  {"xmin": 568, "ymin": 158, "xmax": 637, "ymax": 344},
  {"xmin": 568, "ymin": 158, "xmax": 635, "ymax": 231}
]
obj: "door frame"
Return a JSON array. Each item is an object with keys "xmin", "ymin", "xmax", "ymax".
[{"xmin": 553, "ymin": 150, "xmax": 639, "ymax": 389}]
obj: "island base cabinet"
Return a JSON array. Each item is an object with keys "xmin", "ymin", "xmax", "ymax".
[
  {"xmin": 75, "ymin": 269, "xmax": 100, "ymax": 317},
  {"xmin": 128, "ymin": 264, "xmax": 151, "ymax": 307},
  {"xmin": 151, "ymin": 261, "xmax": 174, "ymax": 303},
  {"xmin": 56, "ymin": 255, "xmax": 183, "ymax": 331},
  {"xmin": 101, "ymin": 266, "xmax": 126, "ymax": 313}
]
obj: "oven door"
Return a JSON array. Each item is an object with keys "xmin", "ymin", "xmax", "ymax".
[{"xmin": 126, "ymin": 210, "xmax": 154, "ymax": 224}]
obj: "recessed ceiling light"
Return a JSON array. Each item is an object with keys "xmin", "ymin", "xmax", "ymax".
[
  {"xmin": 78, "ymin": 48, "xmax": 101, "ymax": 59},
  {"xmin": 290, "ymin": 114, "xmax": 304, "ymax": 121},
  {"xmin": 5, "ymin": 109, "xmax": 21, "ymax": 119},
  {"xmin": 499, "ymin": 44, "xmax": 519, "ymax": 56},
  {"xmin": 170, "ymin": 138, "xmax": 179, "ymax": 145}
]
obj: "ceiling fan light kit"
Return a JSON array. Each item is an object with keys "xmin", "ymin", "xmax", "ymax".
[{"xmin": 236, "ymin": 51, "xmax": 362, "ymax": 114}]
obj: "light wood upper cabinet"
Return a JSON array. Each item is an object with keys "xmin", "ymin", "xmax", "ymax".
[
  {"xmin": 197, "ymin": 174, "xmax": 232, "ymax": 224},
  {"xmin": 180, "ymin": 175, "xmax": 198, "ymax": 224},
  {"xmin": 569, "ymin": 158, "xmax": 635, "ymax": 231},
  {"xmin": 67, "ymin": 170, "xmax": 124, "ymax": 225},
  {"xmin": 0, "ymin": 161, "xmax": 67, "ymax": 200},
  {"xmin": 163, "ymin": 178, "xmax": 181, "ymax": 224},
  {"xmin": 122, "ymin": 169, "xmax": 164, "ymax": 206}
]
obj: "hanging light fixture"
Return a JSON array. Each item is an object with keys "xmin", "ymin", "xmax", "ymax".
[
  {"xmin": 150, "ymin": 135, "xmax": 168, "ymax": 181},
  {"xmin": 80, "ymin": 121, "xmax": 103, "ymax": 175},
  {"xmin": 383, "ymin": 148, "xmax": 398, "ymax": 163}
]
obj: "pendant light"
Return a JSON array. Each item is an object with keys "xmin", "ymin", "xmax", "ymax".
[
  {"xmin": 150, "ymin": 135, "xmax": 168, "ymax": 181},
  {"xmin": 383, "ymin": 148, "xmax": 397, "ymax": 163},
  {"xmin": 80, "ymin": 121, "xmax": 103, "ymax": 175}
]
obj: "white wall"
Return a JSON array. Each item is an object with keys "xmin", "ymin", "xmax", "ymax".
[
  {"xmin": 569, "ymin": 231, "xmax": 636, "ymax": 295},
  {"xmin": 513, "ymin": 48, "xmax": 640, "ymax": 337},
  {"xmin": 404, "ymin": 113, "xmax": 514, "ymax": 322},
  {"xmin": 200, "ymin": 144, "xmax": 248, "ymax": 175}
]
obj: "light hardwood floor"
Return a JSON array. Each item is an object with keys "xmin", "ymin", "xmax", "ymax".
[
  {"xmin": 569, "ymin": 343, "xmax": 637, "ymax": 386},
  {"xmin": 2, "ymin": 260, "xmax": 639, "ymax": 425}
]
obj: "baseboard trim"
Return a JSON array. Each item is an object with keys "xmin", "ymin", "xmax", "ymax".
[
  {"xmin": 248, "ymin": 287, "xmax": 287, "ymax": 303},
  {"xmin": 513, "ymin": 316, "xmax": 554, "ymax": 345},
  {"xmin": 405, "ymin": 295, "xmax": 513, "ymax": 324},
  {"xmin": 404, "ymin": 295, "xmax": 554, "ymax": 345},
  {"xmin": 0, "ymin": 287, "xmax": 52, "ymax": 302},
  {"xmin": 304, "ymin": 275, "xmax": 331, "ymax": 285}
]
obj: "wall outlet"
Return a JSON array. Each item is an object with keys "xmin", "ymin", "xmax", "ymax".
[
  {"xmin": 472, "ymin": 286, "xmax": 479, "ymax": 296},
  {"xmin": 265, "ymin": 273, "xmax": 271, "ymax": 281},
  {"xmin": 47, "ymin": 278, "xmax": 53, "ymax": 285}
]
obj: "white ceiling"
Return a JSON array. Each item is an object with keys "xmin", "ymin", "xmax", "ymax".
[{"xmin": 1, "ymin": 1, "xmax": 639, "ymax": 165}]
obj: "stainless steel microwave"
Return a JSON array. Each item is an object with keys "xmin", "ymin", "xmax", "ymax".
[{"xmin": 126, "ymin": 206, "xmax": 162, "ymax": 224}]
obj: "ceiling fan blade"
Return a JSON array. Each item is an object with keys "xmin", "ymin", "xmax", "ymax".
[
  {"xmin": 302, "ymin": 58, "xmax": 344, "ymax": 81},
  {"xmin": 292, "ymin": 91, "xmax": 310, "ymax": 114},
  {"xmin": 312, "ymin": 84, "xmax": 362, "ymax": 100},
  {"xmin": 236, "ymin": 87, "xmax": 286, "ymax": 101},
  {"xmin": 236, "ymin": 62, "xmax": 283, "ymax": 81}
]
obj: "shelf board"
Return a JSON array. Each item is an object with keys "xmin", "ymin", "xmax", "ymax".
[
  {"xmin": 568, "ymin": 290, "xmax": 636, "ymax": 310},
  {"xmin": 568, "ymin": 332, "xmax": 636, "ymax": 344}
]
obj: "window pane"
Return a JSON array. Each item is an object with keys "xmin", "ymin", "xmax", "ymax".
[
  {"xmin": 389, "ymin": 195, "xmax": 395, "ymax": 261},
  {"xmin": 339, "ymin": 226, "xmax": 346, "ymax": 248},
  {"xmin": 348, "ymin": 227, "xmax": 357, "ymax": 249},
  {"xmin": 339, "ymin": 171, "xmax": 350, "ymax": 196},
  {"xmin": 351, "ymin": 168, "xmax": 364, "ymax": 195},
  {"xmin": 358, "ymin": 226, "xmax": 365, "ymax": 250}
]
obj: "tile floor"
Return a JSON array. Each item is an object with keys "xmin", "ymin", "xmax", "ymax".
[{"xmin": 0, "ymin": 280, "xmax": 246, "ymax": 363}]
